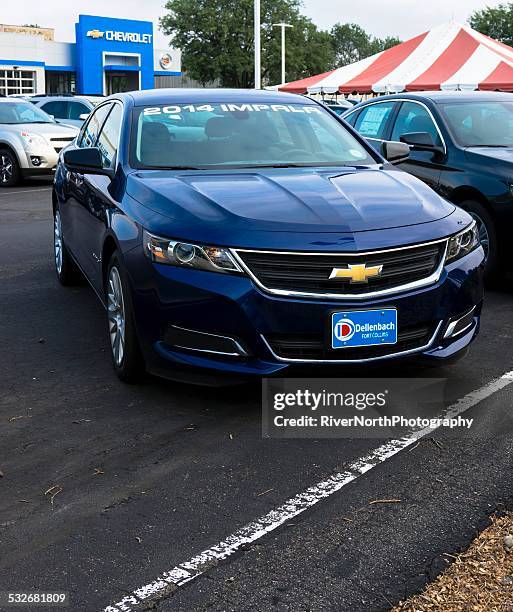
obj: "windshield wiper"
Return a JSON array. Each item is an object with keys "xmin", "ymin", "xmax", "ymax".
[
  {"xmin": 245, "ymin": 163, "xmax": 354, "ymax": 169},
  {"xmin": 257, "ymin": 163, "xmax": 311, "ymax": 168},
  {"xmin": 155, "ymin": 165, "xmax": 203, "ymax": 170},
  {"xmin": 469, "ymin": 144, "xmax": 512, "ymax": 148}
]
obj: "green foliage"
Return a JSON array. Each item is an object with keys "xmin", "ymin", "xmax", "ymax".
[
  {"xmin": 370, "ymin": 36, "xmax": 402, "ymax": 54},
  {"xmin": 330, "ymin": 23, "xmax": 401, "ymax": 67},
  {"xmin": 160, "ymin": 0, "xmax": 335, "ymax": 87},
  {"xmin": 469, "ymin": 3, "xmax": 513, "ymax": 47}
]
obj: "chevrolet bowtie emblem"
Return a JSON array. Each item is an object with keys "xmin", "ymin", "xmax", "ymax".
[
  {"xmin": 329, "ymin": 263, "xmax": 383, "ymax": 284},
  {"xmin": 86, "ymin": 29, "xmax": 104, "ymax": 39}
]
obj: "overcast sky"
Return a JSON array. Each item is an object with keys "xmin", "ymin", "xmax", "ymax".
[{"xmin": 2, "ymin": 0, "xmax": 506, "ymax": 48}]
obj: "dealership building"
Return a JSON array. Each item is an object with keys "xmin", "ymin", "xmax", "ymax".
[{"xmin": 0, "ymin": 15, "xmax": 182, "ymax": 96}]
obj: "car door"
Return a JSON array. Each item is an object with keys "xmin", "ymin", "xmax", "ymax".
[
  {"xmin": 388, "ymin": 100, "xmax": 444, "ymax": 191},
  {"xmin": 348, "ymin": 101, "xmax": 398, "ymax": 153},
  {"xmin": 61, "ymin": 102, "xmax": 113, "ymax": 279},
  {"xmin": 76, "ymin": 102, "xmax": 123, "ymax": 293}
]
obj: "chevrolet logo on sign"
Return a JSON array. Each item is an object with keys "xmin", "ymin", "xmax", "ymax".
[
  {"xmin": 86, "ymin": 29, "xmax": 104, "ymax": 39},
  {"xmin": 329, "ymin": 263, "xmax": 383, "ymax": 284}
]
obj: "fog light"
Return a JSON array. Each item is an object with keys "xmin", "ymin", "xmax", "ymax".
[
  {"xmin": 163, "ymin": 325, "xmax": 248, "ymax": 357},
  {"xmin": 443, "ymin": 307, "xmax": 476, "ymax": 339},
  {"xmin": 30, "ymin": 156, "xmax": 42, "ymax": 166}
]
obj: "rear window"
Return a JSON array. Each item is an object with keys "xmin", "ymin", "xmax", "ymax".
[{"xmin": 130, "ymin": 102, "xmax": 376, "ymax": 169}]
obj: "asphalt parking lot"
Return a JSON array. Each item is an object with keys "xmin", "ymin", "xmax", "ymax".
[{"xmin": 1, "ymin": 179, "xmax": 513, "ymax": 612}]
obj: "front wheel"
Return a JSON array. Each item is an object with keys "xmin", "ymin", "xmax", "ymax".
[
  {"xmin": 460, "ymin": 200, "xmax": 498, "ymax": 282},
  {"xmin": 106, "ymin": 252, "xmax": 145, "ymax": 383},
  {"xmin": 0, "ymin": 148, "xmax": 20, "ymax": 187}
]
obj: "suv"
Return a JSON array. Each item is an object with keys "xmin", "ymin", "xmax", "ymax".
[
  {"xmin": 30, "ymin": 95, "xmax": 96, "ymax": 128},
  {"xmin": 343, "ymin": 91, "xmax": 513, "ymax": 280},
  {"xmin": 0, "ymin": 98, "xmax": 78, "ymax": 186}
]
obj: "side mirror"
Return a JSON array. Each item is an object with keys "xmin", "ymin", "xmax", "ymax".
[
  {"xmin": 400, "ymin": 131, "xmax": 444, "ymax": 156},
  {"xmin": 381, "ymin": 141, "xmax": 410, "ymax": 164},
  {"xmin": 63, "ymin": 147, "xmax": 113, "ymax": 178},
  {"xmin": 79, "ymin": 113, "xmax": 90, "ymax": 121}
]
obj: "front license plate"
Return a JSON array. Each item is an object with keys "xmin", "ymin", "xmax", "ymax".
[{"xmin": 331, "ymin": 309, "xmax": 398, "ymax": 349}]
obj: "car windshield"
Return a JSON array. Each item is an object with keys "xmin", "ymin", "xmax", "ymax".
[
  {"xmin": 440, "ymin": 101, "xmax": 513, "ymax": 147},
  {"xmin": 0, "ymin": 101, "xmax": 55, "ymax": 124},
  {"xmin": 131, "ymin": 102, "xmax": 376, "ymax": 169}
]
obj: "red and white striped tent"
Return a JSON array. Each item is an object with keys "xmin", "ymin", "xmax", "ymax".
[{"xmin": 279, "ymin": 21, "xmax": 513, "ymax": 95}]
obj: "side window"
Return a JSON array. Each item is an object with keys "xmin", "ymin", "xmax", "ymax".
[
  {"xmin": 391, "ymin": 102, "xmax": 442, "ymax": 146},
  {"xmin": 41, "ymin": 101, "xmax": 68, "ymax": 119},
  {"xmin": 69, "ymin": 102, "xmax": 90, "ymax": 121},
  {"xmin": 96, "ymin": 104, "xmax": 123, "ymax": 168},
  {"xmin": 343, "ymin": 110, "xmax": 358, "ymax": 127},
  {"xmin": 79, "ymin": 103, "xmax": 113, "ymax": 148},
  {"xmin": 354, "ymin": 102, "xmax": 395, "ymax": 139}
]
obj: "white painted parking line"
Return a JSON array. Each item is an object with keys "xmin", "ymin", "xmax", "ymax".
[
  {"xmin": 104, "ymin": 369, "xmax": 513, "ymax": 612},
  {"xmin": 0, "ymin": 187, "xmax": 52, "ymax": 196}
]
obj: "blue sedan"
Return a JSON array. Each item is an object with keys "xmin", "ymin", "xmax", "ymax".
[{"xmin": 53, "ymin": 89, "xmax": 484, "ymax": 383}]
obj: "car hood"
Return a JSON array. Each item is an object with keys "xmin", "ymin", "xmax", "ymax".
[
  {"xmin": 127, "ymin": 166, "xmax": 455, "ymax": 240},
  {"xmin": 465, "ymin": 146, "xmax": 513, "ymax": 164},
  {"xmin": 1, "ymin": 122, "xmax": 78, "ymax": 139}
]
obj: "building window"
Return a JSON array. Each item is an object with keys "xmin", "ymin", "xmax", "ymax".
[
  {"xmin": 45, "ymin": 71, "xmax": 76, "ymax": 95},
  {"xmin": 0, "ymin": 69, "xmax": 36, "ymax": 95}
]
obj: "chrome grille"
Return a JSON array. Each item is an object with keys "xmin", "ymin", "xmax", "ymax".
[
  {"xmin": 234, "ymin": 241, "xmax": 447, "ymax": 298},
  {"xmin": 265, "ymin": 323, "xmax": 436, "ymax": 361}
]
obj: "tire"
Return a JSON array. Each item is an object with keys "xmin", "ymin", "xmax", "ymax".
[
  {"xmin": 0, "ymin": 148, "xmax": 21, "ymax": 187},
  {"xmin": 53, "ymin": 207, "xmax": 83, "ymax": 286},
  {"xmin": 459, "ymin": 200, "xmax": 499, "ymax": 282},
  {"xmin": 106, "ymin": 251, "xmax": 145, "ymax": 383}
]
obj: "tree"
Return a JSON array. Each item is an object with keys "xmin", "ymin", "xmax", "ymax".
[
  {"xmin": 330, "ymin": 23, "xmax": 401, "ymax": 68},
  {"xmin": 369, "ymin": 36, "xmax": 402, "ymax": 55},
  {"xmin": 469, "ymin": 3, "xmax": 513, "ymax": 47},
  {"xmin": 330, "ymin": 23, "xmax": 372, "ymax": 66},
  {"xmin": 160, "ymin": 0, "xmax": 335, "ymax": 87}
]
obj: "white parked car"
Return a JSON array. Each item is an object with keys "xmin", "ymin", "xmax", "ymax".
[
  {"xmin": 30, "ymin": 95, "xmax": 99, "ymax": 128},
  {"xmin": 0, "ymin": 99, "xmax": 78, "ymax": 186}
]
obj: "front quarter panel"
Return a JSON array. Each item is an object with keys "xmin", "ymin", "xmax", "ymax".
[{"xmin": 0, "ymin": 132, "xmax": 27, "ymax": 168}]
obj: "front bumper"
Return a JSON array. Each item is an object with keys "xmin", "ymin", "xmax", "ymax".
[
  {"xmin": 19, "ymin": 147, "xmax": 59, "ymax": 174},
  {"xmin": 125, "ymin": 246, "xmax": 484, "ymax": 381}
]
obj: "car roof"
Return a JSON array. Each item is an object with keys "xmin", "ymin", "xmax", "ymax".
[
  {"xmin": 0, "ymin": 98, "xmax": 31, "ymax": 103},
  {"xmin": 354, "ymin": 90, "xmax": 513, "ymax": 105},
  {"xmin": 32, "ymin": 95, "xmax": 91, "ymax": 101},
  {"xmin": 122, "ymin": 88, "xmax": 318, "ymax": 107}
]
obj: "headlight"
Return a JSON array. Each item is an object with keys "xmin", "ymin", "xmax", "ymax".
[
  {"xmin": 143, "ymin": 230, "xmax": 243, "ymax": 274},
  {"xmin": 446, "ymin": 221, "xmax": 480, "ymax": 263},
  {"xmin": 20, "ymin": 131, "xmax": 48, "ymax": 151}
]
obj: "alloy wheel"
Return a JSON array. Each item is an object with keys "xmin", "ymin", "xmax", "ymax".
[
  {"xmin": 469, "ymin": 212, "xmax": 490, "ymax": 262},
  {"xmin": 0, "ymin": 154, "xmax": 13, "ymax": 184},
  {"xmin": 107, "ymin": 266, "xmax": 126, "ymax": 366},
  {"xmin": 54, "ymin": 211, "xmax": 63, "ymax": 274}
]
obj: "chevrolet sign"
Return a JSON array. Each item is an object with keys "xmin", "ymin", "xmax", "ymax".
[{"xmin": 86, "ymin": 29, "xmax": 152, "ymax": 44}]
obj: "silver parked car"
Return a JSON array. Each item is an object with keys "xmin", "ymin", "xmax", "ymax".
[
  {"xmin": 0, "ymin": 99, "xmax": 78, "ymax": 186},
  {"xmin": 30, "ymin": 95, "xmax": 99, "ymax": 128}
]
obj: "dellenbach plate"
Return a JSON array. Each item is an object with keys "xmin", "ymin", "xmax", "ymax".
[{"xmin": 331, "ymin": 309, "xmax": 398, "ymax": 349}]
